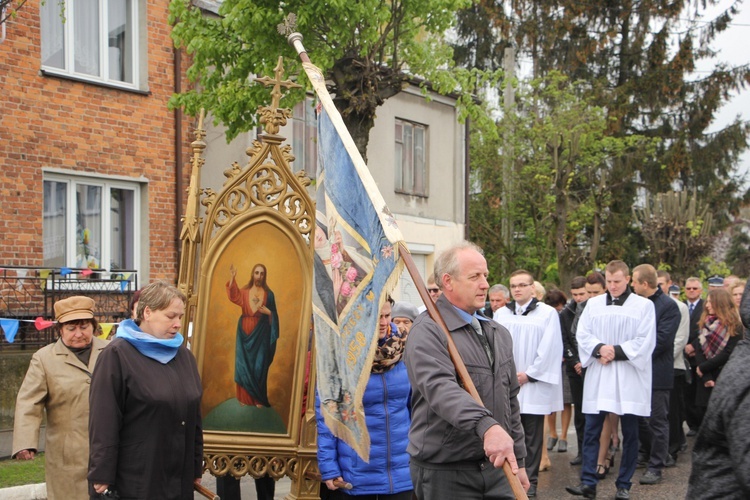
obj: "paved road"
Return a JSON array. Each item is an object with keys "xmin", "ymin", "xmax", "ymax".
[
  {"xmin": 2, "ymin": 428, "xmax": 694, "ymax": 499},
  {"xmin": 536, "ymin": 431, "xmax": 692, "ymax": 500},
  {"xmin": 198, "ymin": 429, "xmax": 694, "ymax": 499}
]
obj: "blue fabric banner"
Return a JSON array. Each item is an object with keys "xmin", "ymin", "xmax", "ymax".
[{"xmin": 305, "ymin": 60, "xmax": 405, "ymax": 461}]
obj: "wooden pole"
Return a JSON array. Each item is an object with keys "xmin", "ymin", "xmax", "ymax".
[
  {"xmin": 398, "ymin": 242, "xmax": 527, "ymax": 500},
  {"xmin": 194, "ymin": 482, "xmax": 220, "ymax": 500},
  {"xmin": 282, "ymin": 18, "xmax": 526, "ymax": 499}
]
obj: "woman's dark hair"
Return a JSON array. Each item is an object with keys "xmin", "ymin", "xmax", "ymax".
[
  {"xmin": 128, "ymin": 289, "xmax": 142, "ymax": 316},
  {"xmin": 56, "ymin": 318, "xmax": 99, "ymax": 335},
  {"xmin": 544, "ymin": 289, "xmax": 568, "ymax": 309}
]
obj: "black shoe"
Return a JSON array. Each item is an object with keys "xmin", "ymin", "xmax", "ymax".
[
  {"xmin": 527, "ymin": 484, "xmax": 537, "ymax": 497},
  {"xmin": 565, "ymin": 483, "xmax": 596, "ymax": 498},
  {"xmin": 595, "ymin": 463, "xmax": 609, "ymax": 479},
  {"xmin": 570, "ymin": 454, "xmax": 583, "ymax": 465},
  {"xmin": 680, "ymin": 442, "xmax": 688, "ymax": 452},
  {"xmin": 687, "ymin": 428, "xmax": 698, "ymax": 437},
  {"xmin": 615, "ymin": 488, "xmax": 630, "ymax": 500},
  {"xmin": 640, "ymin": 470, "xmax": 662, "ymax": 485},
  {"xmin": 547, "ymin": 436, "xmax": 559, "ymax": 450},
  {"xmin": 665, "ymin": 454, "xmax": 676, "ymax": 467}
]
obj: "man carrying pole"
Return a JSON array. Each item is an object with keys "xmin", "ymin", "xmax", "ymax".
[{"xmin": 405, "ymin": 242, "xmax": 529, "ymax": 499}]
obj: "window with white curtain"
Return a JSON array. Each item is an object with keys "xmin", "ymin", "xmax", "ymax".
[
  {"xmin": 41, "ymin": 0, "xmax": 138, "ymax": 87},
  {"xmin": 43, "ymin": 174, "xmax": 140, "ymax": 272},
  {"xmin": 395, "ymin": 118, "xmax": 429, "ymax": 197}
]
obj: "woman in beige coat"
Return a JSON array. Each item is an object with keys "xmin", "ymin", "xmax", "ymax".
[{"xmin": 12, "ymin": 296, "xmax": 108, "ymax": 500}]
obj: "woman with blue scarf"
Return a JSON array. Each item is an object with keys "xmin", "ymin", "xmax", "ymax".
[{"xmin": 88, "ymin": 281, "xmax": 203, "ymax": 499}]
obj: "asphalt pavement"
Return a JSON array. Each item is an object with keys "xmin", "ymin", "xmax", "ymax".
[
  {"xmin": 0, "ymin": 427, "xmax": 695, "ymax": 499},
  {"xmin": 536, "ymin": 431, "xmax": 692, "ymax": 500}
]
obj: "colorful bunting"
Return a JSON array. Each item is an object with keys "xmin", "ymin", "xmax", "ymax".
[
  {"xmin": 34, "ymin": 317, "xmax": 56, "ymax": 330},
  {"xmin": 0, "ymin": 319, "xmax": 20, "ymax": 343},
  {"xmin": 98, "ymin": 323, "xmax": 114, "ymax": 339},
  {"xmin": 39, "ymin": 269, "xmax": 51, "ymax": 290},
  {"xmin": 60, "ymin": 267, "xmax": 72, "ymax": 276},
  {"xmin": 81, "ymin": 269, "xmax": 94, "ymax": 276}
]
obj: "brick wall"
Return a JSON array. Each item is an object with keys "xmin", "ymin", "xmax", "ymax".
[{"xmin": 0, "ymin": 0, "xmax": 192, "ymax": 282}]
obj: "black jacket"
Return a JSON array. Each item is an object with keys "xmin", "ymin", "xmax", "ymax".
[
  {"xmin": 686, "ymin": 298, "xmax": 704, "ymax": 344},
  {"xmin": 740, "ymin": 280, "xmax": 750, "ymax": 333},
  {"xmin": 560, "ymin": 300, "xmax": 579, "ymax": 374},
  {"xmin": 687, "ymin": 339, "xmax": 750, "ymax": 499},
  {"xmin": 89, "ymin": 339, "xmax": 203, "ymax": 499},
  {"xmin": 648, "ymin": 287, "xmax": 680, "ymax": 390}
]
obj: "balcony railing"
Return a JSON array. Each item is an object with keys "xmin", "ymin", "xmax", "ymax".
[{"xmin": 0, "ymin": 266, "xmax": 138, "ymax": 351}]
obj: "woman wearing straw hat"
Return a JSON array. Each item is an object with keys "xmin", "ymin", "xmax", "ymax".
[{"xmin": 12, "ymin": 295, "xmax": 108, "ymax": 499}]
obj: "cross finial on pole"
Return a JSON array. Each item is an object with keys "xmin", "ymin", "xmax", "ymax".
[{"xmin": 255, "ymin": 56, "xmax": 302, "ymax": 111}]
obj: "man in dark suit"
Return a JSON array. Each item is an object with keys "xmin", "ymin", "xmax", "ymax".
[{"xmin": 683, "ymin": 276, "xmax": 704, "ymax": 435}]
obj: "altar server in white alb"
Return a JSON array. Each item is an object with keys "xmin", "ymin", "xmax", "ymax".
[
  {"xmin": 494, "ymin": 269, "xmax": 562, "ymax": 498},
  {"xmin": 566, "ymin": 260, "xmax": 656, "ymax": 500}
]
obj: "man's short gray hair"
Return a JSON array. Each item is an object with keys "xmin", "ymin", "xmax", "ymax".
[
  {"xmin": 433, "ymin": 241, "xmax": 484, "ymax": 289},
  {"xmin": 489, "ymin": 284, "xmax": 510, "ymax": 299}
]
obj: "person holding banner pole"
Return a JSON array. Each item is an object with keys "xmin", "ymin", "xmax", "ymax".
[{"xmin": 405, "ymin": 242, "xmax": 529, "ymax": 499}]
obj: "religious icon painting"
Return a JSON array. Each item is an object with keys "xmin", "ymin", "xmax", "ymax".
[{"xmin": 195, "ymin": 215, "xmax": 312, "ymax": 439}]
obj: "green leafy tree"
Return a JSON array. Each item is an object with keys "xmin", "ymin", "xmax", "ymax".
[
  {"xmin": 632, "ymin": 190, "xmax": 714, "ymax": 277},
  {"xmin": 168, "ymin": 0, "xmax": 501, "ymax": 160},
  {"xmin": 471, "ymin": 72, "xmax": 654, "ymax": 287},
  {"xmin": 456, "ymin": 0, "xmax": 750, "ymax": 264}
]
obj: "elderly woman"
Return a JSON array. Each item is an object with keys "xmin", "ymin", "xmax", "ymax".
[
  {"xmin": 88, "ymin": 281, "xmax": 203, "ymax": 499},
  {"xmin": 391, "ymin": 301, "xmax": 419, "ymax": 335},
  {"xmin": 12, "ymin": 296, "xmax": 108, "ymax": 499},
  {"xmin": 316, "ymin": 298, "xmax": 413, "ymax": 499}
]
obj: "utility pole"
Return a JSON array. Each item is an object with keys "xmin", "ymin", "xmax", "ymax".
[{"xmin": 501, "ymin": 45, "xmax": 515, "ymax": 275}]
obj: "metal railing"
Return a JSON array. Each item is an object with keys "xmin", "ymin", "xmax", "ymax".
[{"xmin": 0, "ymin": 266, "xmax": 138, "ymax": 351}]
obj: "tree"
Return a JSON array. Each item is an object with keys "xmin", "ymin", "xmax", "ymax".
[
  {"xmin": 471, "ymin": 72, "xmax": 654, "ymax": 287},
  {"xmin": 169, "ymin": 0, "xmax": 495, "ymax": 160},
  {"xmin": 726, "ymin": 229, "xmax": 750, "ymax": 278},
  {"xmin": 1, "ymin": 0, "xmax": 28, "ymax": 24},
  {"xmin": 632, "ymin": 190, "xmax": 715, "ymax": 277},
  {"xmin": 456, "ymin": 0, "xmax": 750, "ymax": 268}
]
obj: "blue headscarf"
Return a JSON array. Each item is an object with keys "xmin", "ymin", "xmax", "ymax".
[{"xmin": 116, "ymin": 318, "xmax": 183, "ymax": 364}]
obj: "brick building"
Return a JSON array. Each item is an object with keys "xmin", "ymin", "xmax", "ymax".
[{"xmin": 0, "ymin": 0, "xmax": 191, "ymax": 283}]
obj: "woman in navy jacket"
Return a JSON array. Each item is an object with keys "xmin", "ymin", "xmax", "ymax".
[{"xmin": 315, "ymin": 300, "xmax": 413, "ymax": 499}]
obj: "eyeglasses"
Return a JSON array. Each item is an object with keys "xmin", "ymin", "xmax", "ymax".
[
  {"xmin": 427, "ymin": 288, "xmax": 439, "ymax": 293},
  {"xmin": 509, "ymin": 283, "xmax": 534, "ymax": 290},
  {"xmin": 685, "ymin": 287, "xmax": 700, "ymax": 291}
]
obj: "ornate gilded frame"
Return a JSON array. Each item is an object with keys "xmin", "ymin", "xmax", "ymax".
[{"xmin": 177, "ymin": 58, "xmax": 321, "ymax": 499}]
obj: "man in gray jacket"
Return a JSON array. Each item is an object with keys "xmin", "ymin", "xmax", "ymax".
[{"xmin": 405, "ymin": 241, "xmax": 529, "ymax": 499}]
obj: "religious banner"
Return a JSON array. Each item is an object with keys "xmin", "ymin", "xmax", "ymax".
[{"xmin": 302, "ymin": 60, "xmax": 405, "ymax": 461}]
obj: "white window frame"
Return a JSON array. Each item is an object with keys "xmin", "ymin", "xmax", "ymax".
[
  {"xmin": 41, "ymin": 0, "xmax": 143, "ymax": 91},
  {"xmin": 43, "ymin": 172, "xmax": 141, "ymax": 275},
  {"xmin": 395, "ymin": 118, "xmax": 429, "ymax": 197}
]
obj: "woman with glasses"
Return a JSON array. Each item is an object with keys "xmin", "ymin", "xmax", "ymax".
[{"xmin": 12, "ymin": 296, "xmax": 108, "ymax": 500}]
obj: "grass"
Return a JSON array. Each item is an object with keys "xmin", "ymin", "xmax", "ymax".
[{"xmin": 0, "ymin": 453, "xmax": 46, "ymax": 488}]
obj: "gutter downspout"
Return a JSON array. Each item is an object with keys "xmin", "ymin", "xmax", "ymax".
[{"xmin": 174, "ymin": 45, "xmax": 184, "ymax": 270}]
